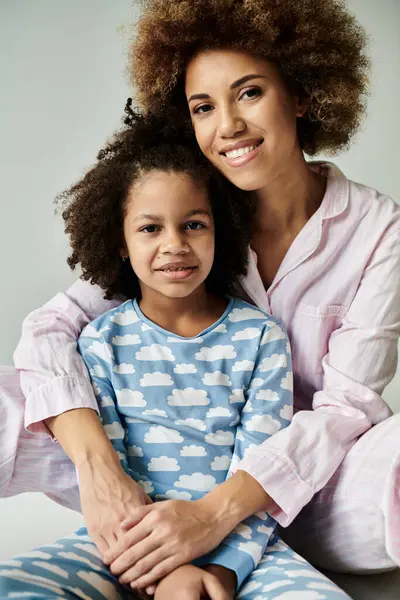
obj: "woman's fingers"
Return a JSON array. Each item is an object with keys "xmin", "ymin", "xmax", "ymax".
[
  {"xmin": 110, "ymin": 534, "xmax": 158, "ymax": 577},
  {"xmin": 103, "ymin": 510, "xmax": 152, "ymax": 565},
  {"xmin": 130, "ymin": 555, "xmax": 184, "ymax": 590},
  {"xmin": 120, "ymin": 504, "xmax": 154, "ymax": 530}
]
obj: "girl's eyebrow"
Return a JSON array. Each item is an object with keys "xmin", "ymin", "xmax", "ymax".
[
  {"xmin": 133, "ymin": 209, "xmax": 211, "ymax": 222},
  {"xmin": 187, "ymin": 74, "xmax": 267, "ymax": 103}
]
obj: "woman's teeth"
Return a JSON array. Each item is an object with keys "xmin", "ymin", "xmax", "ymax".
[{"xmin": 225, "ymin": 143, "xmax": 260, "ymax": 159}]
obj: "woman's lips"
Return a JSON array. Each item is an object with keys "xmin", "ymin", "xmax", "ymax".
[{"xmin": 221, "ymin": 140, "xmax": 264, "ymax": 168}]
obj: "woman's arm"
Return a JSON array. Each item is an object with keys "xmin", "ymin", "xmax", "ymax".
[
  {"xmin": 12, "ymin": 279, "xmax": 151, "ymax": 556},
  {"xmin": 13, "ymin": 278, "xmax": 121, "ymax": 434}
]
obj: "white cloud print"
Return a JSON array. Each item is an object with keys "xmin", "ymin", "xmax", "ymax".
[
  {"xmin": 245, "ymin": 414, "xmax": 281, "ymax": 434},
  {"xmin": 206, "ymin": 407, "xmax": 231, "ymax": 418},
  {"xmin": 195, "ymin": 345, "xmax": 237, "ymax": 361},
  {"xmin": 228, "ymin": 307, "xmax": 266, "ymax": 322},
  {"xmin": 261, "ymin": 325, "xmax": 286, "ymax": 344},
  {"xmin": 214, "ymin": 323, "xmax": 227, "ymax": 333},
  {"xmin": 163, "ymin": 490, "xmax": 192, "ymax": 500},
  {"xmin": 137, "ymin": 480, "xmax": 154, "ymax": 494},
  {"xmin": 144, "ymin": 426, "xmax": 184, "ymax": 444},
  {"xmin": 148, "ymin": 456, "xmax": 180, "ymax": 472},
  {"xmin": 142, "ymin": 408, "xmax": 167, "ymax": 417},
  {"xmin": 174, "ymin": 473, "xmax": 217, "ymax": 492},
  {"xmin": 250, "ymin": 377, "xmax": 264, "ymax": 389},
  {"xmin": 229, "ymin": 389, "xmax": 245, "ymax": 404},
  {"xmin": 256, "ymin": 389, "xmax": 279, "ymax": 401},
  {"xmin": 90, "ymin": 365, "xmax": 106, "ymax": 378},
  {"xmin": 175, "ymin": 418, "xmax": 206, "ymax": 431},
  {"xmin": 174, "ymin": 363, "xmax": 197, "ymax": 374},
  {"xmin": 238, "ymin": 541, "xmax": 264, "ymax": 565},
  {"xmin": 87, "ymin": 341, "xmax": 113, "ymax": 363},
  {"xmin": 281, "ymin": 371, "xmax": 293, "ymax": 391},
  {"xmin": 280, "ymin": 404, "xmax": 293, "ymax": 420},
  {"xmin": 259, "ymin": 354, "xmax": 287, "ymax": 372},
  {"xmin": 202, "ymin": 371, "xmax": 232, "ymax": 386},
  {"xmin": 110, "ymin": 310, "xmax": 139, "ymax": 326},
  {"xmin": 112, "ymin": 334, "xmax": 141, "ymax": 346},
  {"xmin": 211, "ymin": 455, "xmax": 231, "ymax": 471},
  {"xmin": 168, "ymin": 388, "xmax": 210, "ymax": 406},
  {"xmin": 100, "ymin": 396, "xmax": 114, "ymax": 407},
  {"xmin": 140, "ymin": 372, "xmax": 173, "ymax": 386},
  {"xmin": 232, "ymin": 360, "xmax": 255, "ymax": 372},
  {"xmin": 167, "ymin": 336, "xmax": 203, "ymax": 344},
  {"xmin": 104, "ymin": 422, "xmax": 124, "ymax": 440},
  {"xmin": 113, "ymin": 363, "xmax": 135, "ymax": 374},
  {"xmin": 231, "ymin": 327, "xmax": 260, "ymax": 341},
  {"xmin": 233, "ymin": 524, "xmax": 253, "ymax": 540},
  {"xmin": 82, "ymin": 324, "xmax": 103, "ymax": 339},
  {"xmin": 136, "ymin": 344, "xmax": 175, "ymax": 362},
  {"xmin": 115, "ymin": 389, "xmax": 146, "ymax": 407},
  {"xmin": 205, "ymin": 430, "xmax": 235, "ymax": 446},
  {"xmin": 181, "ymin": 445, "xmax": 207, "ymax": 457},
  {"xmin": 127, "ymin": 445, "xmax": 143, "ymax": 457}
]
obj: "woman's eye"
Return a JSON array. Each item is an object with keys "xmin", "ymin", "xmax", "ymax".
[
  {"xmin": 193, "ymin": 104, "xmax": 213, "ymax": 115},
  {"xmin": 141, "ymin": 225, "xmax": 159, "ymax": 233},
  {"xmin": 185, "ymin": 221, "xmax": 204, "ymax": 231},
  {"xmin": 240, "ymin": 87, "xmax": 261, "ymax": 100}
]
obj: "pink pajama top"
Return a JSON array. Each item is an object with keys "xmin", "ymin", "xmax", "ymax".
[{"xmin": 13, "ymin": 163, "xmax": 400, "ymax": 526}]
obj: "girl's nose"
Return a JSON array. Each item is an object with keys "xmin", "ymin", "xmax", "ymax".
[{"xmin": 161, "ymin": 231, "xmax": 190, "ymax": 254}]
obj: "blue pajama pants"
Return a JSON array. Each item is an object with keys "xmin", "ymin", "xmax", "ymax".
[{"xmin": 0, "ymin": 528, "xmax": 351, "ymax": 599}]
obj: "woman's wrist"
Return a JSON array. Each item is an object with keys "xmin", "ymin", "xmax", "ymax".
[{"xmin": 199, "ymin": 469, "xmax": 272, "ymax": 531}]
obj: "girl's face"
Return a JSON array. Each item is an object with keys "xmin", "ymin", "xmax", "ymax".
[
  {"xmin": 122, "ymin": 170, "xmax": 215, "ymax": 302},
  {"xmin": 185, "ymin": 49, "xmax": 306, "ymax": 191}
]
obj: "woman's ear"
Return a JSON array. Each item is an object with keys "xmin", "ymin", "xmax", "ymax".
[{"xmin": 120, "ymin": 247, "xmax": 129, "ymax": 260}]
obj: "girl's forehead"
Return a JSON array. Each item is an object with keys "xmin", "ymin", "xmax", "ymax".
[{"xmin": 126, "ymin": 170, "xmax": 211, "ymax": 214}]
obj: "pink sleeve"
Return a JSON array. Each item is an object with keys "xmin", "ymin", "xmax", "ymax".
[
  {"xmin": 238, "ymin": 223, "xmax": 400, "ymax": 526},
  {"xmin": 13, "ymin": 278, "xmax": 123, "ymax": 435}
]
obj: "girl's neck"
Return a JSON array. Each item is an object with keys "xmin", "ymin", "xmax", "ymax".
[
  {"xmin": 253, "ymin": 157, "xmax": 327, "ymax": 238},
  {"xmin": 138, "ymin": 287, "xmax": 227, "ymax": 338}
]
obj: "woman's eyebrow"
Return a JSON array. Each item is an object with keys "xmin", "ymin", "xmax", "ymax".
[{"xmin": 187, "ymin": 74, "xmax": 267, "ymax": 103}]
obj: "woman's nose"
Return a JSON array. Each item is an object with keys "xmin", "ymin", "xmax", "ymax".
[{"xmin": 218, "ymin": 105, "xmax": 246, "ymax": 138}]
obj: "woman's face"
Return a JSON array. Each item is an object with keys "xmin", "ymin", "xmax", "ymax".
[{"xmin": 185, "ymin": 49, "xmax": 306, "ymax": 191}]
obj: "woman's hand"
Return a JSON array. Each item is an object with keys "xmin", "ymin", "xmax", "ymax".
[
  {"xmin": 104, "ymin": 470, "xmax": 270, "ymax": 589},
  {"xmin": 152, "ymin": 564, "xmax": 235, "ymax": 600},
  {"xmin": 78, "ymin": 455, "xmax": 152, "ymax": 557},
  {"xmin": 105, "ymin": 497, "xmax": 232, "ymax": 589}
]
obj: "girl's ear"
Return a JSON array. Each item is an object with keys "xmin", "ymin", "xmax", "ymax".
[{"xmin": 120, "ymin": 247, "xmax": 129, "ymax": 260}]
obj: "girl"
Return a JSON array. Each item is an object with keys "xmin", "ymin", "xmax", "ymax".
[
  {"xmin": 1, "ymin": 0, "xmax": 399, "ymax": 592},
  {"xmin": 0, "ymin": 113, "xmax": 350, "ymax": 599}
]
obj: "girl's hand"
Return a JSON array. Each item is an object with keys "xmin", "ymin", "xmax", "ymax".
[
  {"xmin": 105, "ymin": 498, "xmax": 232, "ymax": 589},
  {"xmin": 153, "ymin": 564, "xmax": 235, "ymax": 600},
  {"xmin": 77, "ymin": 455, "xmax": 152, "ymax": 557}
]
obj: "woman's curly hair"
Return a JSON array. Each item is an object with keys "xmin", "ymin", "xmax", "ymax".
[
  {"xmin": 131, "ymin": 0, "xmax": 370, "ymax": 155},
  {"xmin": 59, "ymin": 108, "xmax": 253, "ymax": 300}
]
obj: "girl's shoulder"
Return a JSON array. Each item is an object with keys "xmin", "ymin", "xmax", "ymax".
[
  {"xmin": 80, "ymin": 299, "xmax": 137, "ymax": 341},
  {"xmin": 228, "ymin": 297, "xmax": 287, "ymax": 335}
]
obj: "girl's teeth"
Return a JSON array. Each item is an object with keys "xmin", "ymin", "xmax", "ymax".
[{"xmin": 225, "ymin": 145, "xmax": 257, "ymax": 159}]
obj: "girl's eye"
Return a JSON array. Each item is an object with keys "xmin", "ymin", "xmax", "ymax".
[
  {"xmin": 185, "ymin": 221, "xmax": 204, "ymax": 231},
  {"xmin": 193, "ymin": 103, "xmax": 214, "ymax": 115},
  {"xmin": 140, "ymin": 225, "xmax": 160, "ymax": 233},
  {"xmin": 240, "ymin": 87, "xmax": 262, "ymax": 100}
]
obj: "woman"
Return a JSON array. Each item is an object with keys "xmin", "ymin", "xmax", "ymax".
[{"xmin": 1, "ymin": 0, "xmax": 399, "ymax": 590}]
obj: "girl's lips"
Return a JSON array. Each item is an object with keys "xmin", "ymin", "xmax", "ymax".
[
  {"xmin": 157, "ymin": 266, "xmax": 198, "ymax": 281},
  {"xmin": 221, "ymin": 140, "xmax": 264, "ymax": 168}
]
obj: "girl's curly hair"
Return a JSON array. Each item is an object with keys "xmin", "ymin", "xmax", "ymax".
[
  {"xmin": 59, "ymin": 108, "xmax": 253, "ymax": 300},
  {"xmin": 131, "ymin": 0, "xmax": 370, "ymax": 155}
]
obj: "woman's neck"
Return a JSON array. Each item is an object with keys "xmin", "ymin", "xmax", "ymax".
[
  {"xmin": 138, "ymin": 288, "xmax": 227, "ymax": 338},
  {"xmin": 253, "ymin": 158, "xmax": 326, "ymax": 237}
]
